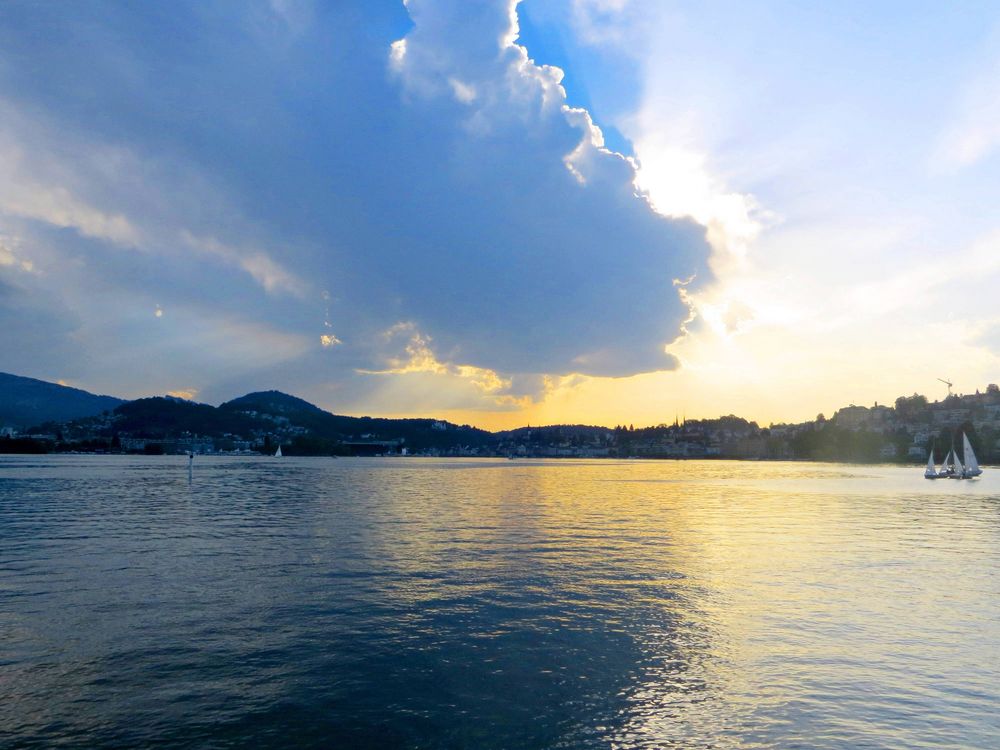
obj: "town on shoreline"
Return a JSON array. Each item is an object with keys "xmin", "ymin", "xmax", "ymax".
[{"xmin": 2, "ymin": 372, "xmax": 998, "ymax": 464}]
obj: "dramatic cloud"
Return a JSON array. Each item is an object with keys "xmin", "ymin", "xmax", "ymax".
[{"xmin": 0, "ymin": 0, "xmax": 710, "ymax": 413}]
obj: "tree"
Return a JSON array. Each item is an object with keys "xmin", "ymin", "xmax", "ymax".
[{"xmin": 895, "ymin": 394, "xmax": 929, "ymax": 421}]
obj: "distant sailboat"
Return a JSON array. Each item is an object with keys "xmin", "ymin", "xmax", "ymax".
[
  {"xmin": 962, "ymin": 433, "xmax": 982, "ymax": 478},
  {"xmin": 947, "ymin": 445, "xmax": 965, "ymax": 479},
  {"xmin": 274, "ymin": 445, "xmax": 282, "ymax": 457},
  {"xmin": 937, "ymin": 448, "xmax": 959, "ymax": 479},
  {"xmin": 924, "ymin": 449, "xmax": 938, "ymax": 479}
]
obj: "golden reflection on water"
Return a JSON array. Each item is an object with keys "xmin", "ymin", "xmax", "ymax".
[
  {"xmin": 360, "ymin": 459, "xmax": 1000, "ymax": 747},
  {"xmin": 2, "ymin": 456, "xmax": 999, "ymax": 748}
]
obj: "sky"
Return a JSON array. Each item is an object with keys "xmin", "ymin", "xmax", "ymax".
[{"xmin": 1, "ymin": 0, "xmax": 999, "ymax": 429}]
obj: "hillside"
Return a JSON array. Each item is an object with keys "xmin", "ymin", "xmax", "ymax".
[
  {"xmin": 113, "ymin": 397, "xmax": 260, "ymax": 438},
  {"xmin": 0, "ymin": 373, "xmax": 496, "ymax": 455},
  {"xmin": 17, "ymin": 387, "xmax": 492, "ymax": 456},
  {"xmin": 220, "ymin": 391, "xmax": 494, "ymax": 452},
  {"xmin": 0, "ymin": 372, "xmax": 124, "ymax": 429}
]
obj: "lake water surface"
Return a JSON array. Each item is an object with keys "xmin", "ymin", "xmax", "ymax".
[{"xmin": 1, "ymin": 456, "xmax": 998, "ymax": 748}]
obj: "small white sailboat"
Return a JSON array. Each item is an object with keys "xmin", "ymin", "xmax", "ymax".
[
  {"xmin": 274, "ymin": 445, "xmax": 282, "ymax": 457},
  {"xmin": 939, "ymin": 449, "xmax": 951, "ymax": 477},
  {"xmin": 947, "ymin": 446, "xmax": 965, "ymax": 479},
  {"xmin": 962, "ymin": 433, "xmax": 982, "ymax": 478},
  {"xmin": 937, "ymin": 448, "xmax": 958, "ymax": 478},
  {"xmin": 924, "ymin": 449, "xmax": 938, "ymax": 479}
]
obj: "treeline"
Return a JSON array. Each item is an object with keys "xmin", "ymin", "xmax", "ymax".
[
  {"xmin": 784, "ymin": 421, "xmax": 994, "ymax": 463},
  {"xmin": 786, "ymin": 425, "xmax": 901, "ymax": 462},
  {"xmin": 0, "ymin": 437, "xmax": 52, "ymax": 454}
]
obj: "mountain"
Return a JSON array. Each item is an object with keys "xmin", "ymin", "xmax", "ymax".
[
  {"xmin": 0, "ymin": 372, "xmax": 124, "ymax": 429},
  {"xmin": 220, "ymin": 390, "xmax": 494, "ymax": 451},
  {"xmin": 15, "ymin": 385, "xmax": 495, "ymax": 455},
  {"xmin": 221, "ymin": 390, "xmax": 327, "ymax": 416},
  {"xmin": 220, "ymin": 390, "xmax": 337, "ymax": 434},
  {"xmin": 0, "ymin": 374, "xmax": 495, "ymax": 454},
  {"xmin": 113, "ymin": 397, "xmax": 259, "ymax": 438}
]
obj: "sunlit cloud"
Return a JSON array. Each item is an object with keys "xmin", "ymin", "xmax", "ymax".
[
  {"xmin": 633, "ymin": 143, "xmax": 767, "ymax": 263},
  {"xmin": 166, "ymin": 389, "xmax": 199, "ymax": 401},
  {"xmin": 455, "ymin": 365, "xmax": 509, "ymax": 393},
  {"xmin": 319, "ymin": 333, "xmax": 342, "ymax": 348},
  {"xmin": 364, "ymin": 322, "xmax": 449, "ymax": 376},
  {"xmin": 357, "ymin": 321, "xmax": 525, "ymax": 408}
]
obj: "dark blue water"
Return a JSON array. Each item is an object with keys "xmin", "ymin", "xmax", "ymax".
[{"xmin": 2, "ymin": 456, "xmax": 998, "ymax": 748}]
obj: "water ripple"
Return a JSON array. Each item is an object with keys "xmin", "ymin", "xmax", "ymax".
[{"xmin": 1, "ymin": 456, "xmax": 998, "ymax": 748}]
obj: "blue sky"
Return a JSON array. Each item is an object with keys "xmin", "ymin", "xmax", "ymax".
[{"xmin": 1, "ymin": 0, "xmax": 999, "ymax": 427}]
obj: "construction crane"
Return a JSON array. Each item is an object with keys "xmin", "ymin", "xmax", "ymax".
[{"xmin": 937, "ymin": 378, "xmax": 954, "ymax": 397}]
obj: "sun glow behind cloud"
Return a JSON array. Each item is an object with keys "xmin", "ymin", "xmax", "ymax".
[
  {"xmin": 166, "ymin": 389, "xmax": 199, "ymax": 401},
  {"xmin": 468, "ymin": 0, "xmax": 1000, "ymax": 431}
]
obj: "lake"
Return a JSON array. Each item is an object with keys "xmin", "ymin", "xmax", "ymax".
[{"xmin": 1, "ymin": 456, "xmax": 998, "ymax": 748}]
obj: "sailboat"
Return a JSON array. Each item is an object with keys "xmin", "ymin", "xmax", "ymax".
[
  {"xmin": 924, "ymin": 448, "xmax": 939, "ymax": 479},
  {"xmin": 274, "ymin": 445, "xmax": 282, "ymax": 457},
  {"xmin": 937, "ymin": 448, "xmax": 959, "ymax": 478},
  {"xmin": 962, "ymin": 433, "xmax": 982, "ymax": 478},
  {"xmin": 946, "ymin": 444, "xmax": 966, "ymax": 479}
]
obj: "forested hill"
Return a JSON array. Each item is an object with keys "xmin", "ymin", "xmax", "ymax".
[
  {"xmin": 31, "ymin": 390, "xmax": 493, "ymax": 455},
  {"xmin": 0, "ymin": 372, "xmax": 124, "ymax": 428}
]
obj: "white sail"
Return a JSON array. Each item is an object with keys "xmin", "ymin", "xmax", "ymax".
[
  {"xmin": 925, "ymin": 449, "xmax": 938, "ymax": 478},
  {"xmin": 275, "ymin": 445, "xmax": 282, "ymax": 457},
  {"xmin": 939, "ymin": 448, "xmax": 963, "ymax": 477},
  {"xmin": 963, "ymin": 433, "xmax": 980, "ymax": 474}
]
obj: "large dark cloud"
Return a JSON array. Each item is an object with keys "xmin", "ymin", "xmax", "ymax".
[{"xmin": 0, "ymin": 0, "xmax": 710, "ymax": 405}]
